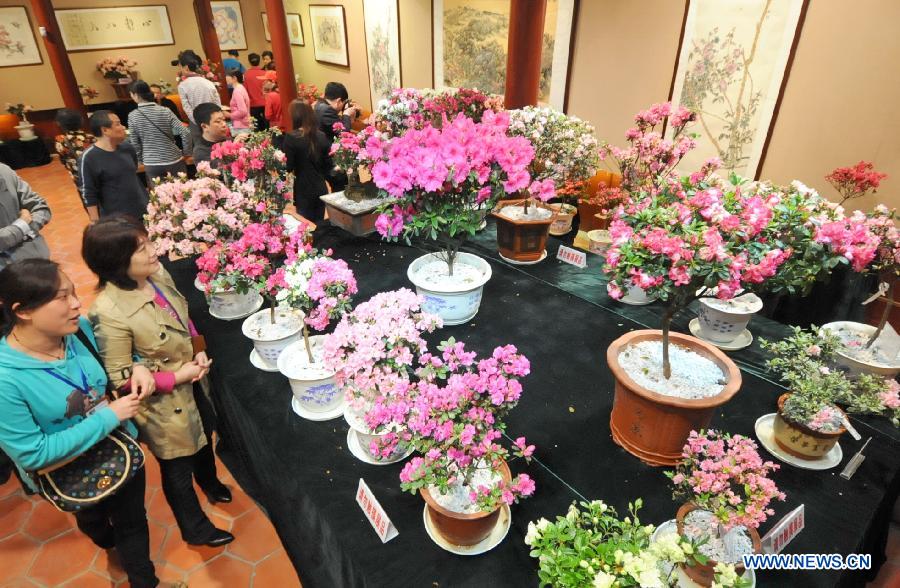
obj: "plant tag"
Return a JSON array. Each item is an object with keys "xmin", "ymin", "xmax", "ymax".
[
  {"xmin": 356, "ymin": 479, "xmax": 398, "ymax": 543},
  {"xmin": 722, "ymin": 527, "xmax": 745, "ymax": 561},
  {"xmin": 841, "ymin": 437, "xmax": 871, "ymax": 480},
  {"xmin": 876, "ymin": 323, "xmax": 900, "ymax": 361},
  {"xmin": 761, "ymin": 505, "xmax": 804, "ymax": 554},
  {"xmin": 862, "ymin": 282, "xmax": 890, "ymax": 305},
  {"xmin": 840, "ymin": 415, "xmax": 862, "ymax": 441},
  {"xmin": 556, "ymin": 245, "xmax": 587, "ymax": 268}
]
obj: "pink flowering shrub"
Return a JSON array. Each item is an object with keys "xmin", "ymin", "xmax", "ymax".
[
  {"xmin": 210, "ymin": 132, "xmax": 292, "ymax": 222},
  {"xmin": 395, "ymin": 338, "xmax": 536, "ymax": 512},
  {"xmin": 598, "ymin": 101, "xmax": 699, "ymax": 198},
  {"xmin": 96, "ymin": 56, "xmax": 137, "ymax": 79},
  {"xmin": 277, "ymin": 251, "xmax": 358, "ymax": 363},
  {"xmin": 371, "ymin": 87, "xmax": 505, "ymax": 137},
  {"xmin": 196, "ymin": 219, "xmax": 311, "ymax": 322},
  {"xmin": 667, "ymin": 430, "xmax": 785, "ymax": 530},
  {"xmin": 145, "ymin": 167, "xmax": 251, "ymax": 256},
  {"xmin": 826, "ymin": 161, "xmax": 887, "ymax": 205}
]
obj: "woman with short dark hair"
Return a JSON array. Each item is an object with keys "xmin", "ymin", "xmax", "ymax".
[
  {"xmin": 54, "ymin": 108, "xmax": 94, "ymax": 186},
  {"xmin": 282, "ymin": 99, "xmax": 334, "ymax": 223},
  {"xmin": 83, "ymin": 215, "xmax": 235, "ymax": 549},
  {"xmin": 0, "ymin": 258, "xmax": 159, "ymax": 587},
  {"xmin": 127, "ymin": 80, "xmax": 191, "ymax": 183},
  {"xmin": 225, "ymin": 69, "xmax": 251, "ymax": 135}
]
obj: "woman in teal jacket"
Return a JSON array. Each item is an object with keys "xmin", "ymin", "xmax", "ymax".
[{"xmin": 0, "ymin": 259, "xmax": 160, "ymax": 588}]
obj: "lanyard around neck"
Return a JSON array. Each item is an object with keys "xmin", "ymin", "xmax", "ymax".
[
  {"xmin": 149, "ymin": 279, "xmax": 186, "ymax": 329},
  {"xmin": 43, "ymin": 350, "xmax": 93, "ymax": 396}
]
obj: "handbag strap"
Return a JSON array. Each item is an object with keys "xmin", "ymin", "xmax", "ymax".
[
  {"xmin": 137, "ymin": 106, "xmax": 177, "ymax": 143},
  {"xmin": 73, "ymin": 328, "xmax": 116, "ymax": 396}
]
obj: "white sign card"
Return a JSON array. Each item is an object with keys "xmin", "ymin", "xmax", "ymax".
[
  {"xmin": 356, "ymin": 478, "xmax": 398, "ymax": 543},
  {"xmin": 556, "ymin": 244, "xmax": 587, "ymax": 268},
  {"xmin": 761, "ymin": 504, "xmax": 804, "ymax": 554}
]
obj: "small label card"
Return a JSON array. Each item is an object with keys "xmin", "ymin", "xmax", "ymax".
[
  {"xmin": 761, "ymin": 504, "xmax": 804, "ymax": 554},
  {"xmin": 556, "ymin": 244, "xmax": 587, "ymax": 268},
  {"xmin": 841, "ymin": 437, "xmax": 872, "ymax": 480},
  {"xmin": 840, "ymin": 415, "xmax": 862, "ymax": 441},
  {"xmin": 356, "ymin": 478, "xmax": 398, "ymax": 543}
]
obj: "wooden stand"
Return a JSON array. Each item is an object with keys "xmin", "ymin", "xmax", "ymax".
[{"xmin": 321, "ymin": 191, "xmax": 387, "ymax": 237}]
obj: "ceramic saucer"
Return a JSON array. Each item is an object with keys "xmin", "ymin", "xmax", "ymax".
[
  {"xmin": 209, "ymin": 294, "xmax": 264, "ymax": 321},
  {"xmin": 291, "ymin": 397, "xmax": 345, "ymax": 421},
  {"xmin": 651, "ymin": 520, "xmax": 756, "ymax": 587},
  {"xmin": 249, "ymin": 349, "xmax": 280, "ymax": 372},
  {"xmin": 422, "ymin": 503, "xmax": 511, "ymax": 556},
  {"xmin": 346, "ymin": 429, "xmax": 413, "ymax": 465},
  {"xmin": 754, "ymin": 413, "xmax": 843, "ymax": 470},
  {"xmin": 689, "ymin": 318, "xmax": 753, "ymax": 351},
  {"xmin": 499, "ymin": 250, "xmax": 547, "ymax": 265}
]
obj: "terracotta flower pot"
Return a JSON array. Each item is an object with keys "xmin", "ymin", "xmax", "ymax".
[
  {"xmin": 420, "ymin": 460, "xmax": 511, "ymax": 547},
  {"xmin": 492, "ymin": 199, "xmax": 556, "ymax": 262},
  {"xmin": 606, "ymin": 330, "xmax": 742, "ymax": 466},
  {"xmin": 773, "ymin": 394, "xmax": 846, "ymax": 459},
  {"xmin": 675, "ymin": 503, "xmax": 760, "ymax": 587}
]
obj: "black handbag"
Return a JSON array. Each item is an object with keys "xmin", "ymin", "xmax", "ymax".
[{"xmin": 30, "ymin": 329, "xmax": 145, "ymax": 513}]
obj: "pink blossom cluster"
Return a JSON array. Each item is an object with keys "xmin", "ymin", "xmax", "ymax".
[
  {"xmin": 279, "ymin": 252, "xmax": 358, "ymax": 331},
  {"xmin": 864, "ymin": 205, "xmax": 900, "ymax": 276},
  {"xmin": 96, "ymin": 56, "xmax": 137, "ymax": 79},
  {"xmin": 878, "ymin": 379, "xmax": 900, "ymax": 410},
  {"xmin": 669, "ymin": 430, "xmax": 785, "ymax": 530},
  {"xmin": 146, "ymin": 170, "xmax": 250, "ymax": 256},
  {"xmin": 394, "ymin": 339, "xmax": 536, "ymax": 511},
  {"xmin": 813, "ymin": 210, "xmax": 881, "ymax": 272},
  {"xmin": 210, "ymin": 134, "xmax": 292, "ymax": 222},
  {"xmin": 826, "ymin": 161, "xmax": 887, "ymax": 203},
  {"xmin": 807, "ymin": 405, "xmax": 844, "ymax": 433}
]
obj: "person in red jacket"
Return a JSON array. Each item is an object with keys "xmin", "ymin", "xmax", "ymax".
[
  {"xmin": 260, "ymin": 70, "xmax": 283, "ymax": 131},
  {"xmin": 244, "ymin": 53, "xmax": 267, "ymax": 130}
]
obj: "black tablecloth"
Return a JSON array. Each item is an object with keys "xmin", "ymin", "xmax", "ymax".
[
  {"xmin": 167, "ymin": 221, "xmax": 899, "ymax": 588},
  {"xmin": 0, "ymin": 138, "xmax": 51, "ymax": 169}
]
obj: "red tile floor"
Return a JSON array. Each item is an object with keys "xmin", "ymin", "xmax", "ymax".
[
  {"xmin": 3, "ymin": 159, "xmax": 898, "ymax": 587},
  {"xmin": 1, "ymin": 160, "xmax": 301, "ymax": 587}
]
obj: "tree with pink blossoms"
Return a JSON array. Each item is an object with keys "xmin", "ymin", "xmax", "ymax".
[
  {"xmin": 196, "ymin": 219, "xmax": 311, "ymax": 324},
  {"xmin": 666, "ymin": 430, "xmax": 785, "ymax": 531},
  {"xmin": 396, "ymin": 338, "xmax": 537, "ymax": 512}
]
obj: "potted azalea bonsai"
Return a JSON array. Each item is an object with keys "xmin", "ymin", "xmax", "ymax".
[
  {"xmin": 369, "ymin": 110, "xmax": 546, "ymax": 323},
  {"xmin": 276, "ymin": 249, "xmax": 357, "ymax": 419},
  {"xmin": 603, "ymin": 166, "xmax": 839, "ymax": 465},
  {"xmin": 507, "ymin": 106, "xmax": 600, "ymax": 237},
  {"xmin": 6, "ymin": 103, "xmax": 34, "ymax": 140},
  {"xmin": 667, "ymin": 430, "xmax": 784, "ymax": 587},
  {"xmin": 525, "ymin": 498, "xmax": 750, "ymax": 588},
  {"xmin": 394, "ymin": 338, "xmax": 536, "ymax": 550},
  {"xmin": 323, "ymin": 288, "xmax": 441, "ymax": 463},
  {"xmin": 197, "ymin": 219, "xmax": 311, "ymax": 371}
]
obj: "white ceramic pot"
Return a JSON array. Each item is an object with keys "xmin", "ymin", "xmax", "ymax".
[
  {"xmin": 277, "ymin": 336, "xmax": 343, "ymax": 415},
  {"xmin": 241, "ymin": 307, "xmax": 304, "ymax": 370},
  {"xmin": 343, "ymin": 404, "xmax": 406, "ymax": 461},
  {"xmin": 697, "ymin": 293, "xmax": 763, "ymax": 344},
  {"xmin": 208, "ymin": 288, "xmax": 263, "ymax": 319},
  {"xmin": 407, "ymin": 252, "xmax": 492, "ymax": 326},
  {"xmin": 587, "ymin": 230, "xmax": 611, "ymax": 255},
  {"xmin": 549, "ymin": 203, "xmax": 577, "ymax": 236},
  {"xmin": 619, "ymin": 284, "xmax": 655, "ymax": 306},
  {"xmin": 821, "ymin": 321, "xmax": 900, "ymax": 377},
  {"xmin": 15, "ymin": 123, "xmax": 34, "ymax": 140}
]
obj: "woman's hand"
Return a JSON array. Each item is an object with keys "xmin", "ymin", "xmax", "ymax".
[
  {"xmin": 130, "ymin": 364, "xmax": 156, "ymax": 400},
  {"xmin": 194, "ymin": 351, "xmax": 212, "ymax": 381},
  {"xmin": 175, "ymin": 361, "xmax": 204, "ymax": 384},
  {"xmin": 108, "ymin": 392, "xmax": 141, "ymax": 421}
]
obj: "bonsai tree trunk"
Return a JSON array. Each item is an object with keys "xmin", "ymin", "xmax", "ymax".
[
  {"xmin": 662, "ymin": 307, "xmax": 675, "ymax": 380},
  {"xmin": 302, "ymin": 324, "xmax": 315, "ymax": 364},
  {"xmin": 269, "ymin": 298, "xmax": 277, "ymax": 325},
  {"xmin": 866, "ymin": 279, "xmax": 895, "ymax": 349},
  {"xmin": 440, "ymin": 235, "xmax": 463, "ymax": 277}
]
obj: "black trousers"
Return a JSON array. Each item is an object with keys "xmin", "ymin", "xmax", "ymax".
[
  {"xmin": 295, "ymin": 191, "xmax": 325, "ymax": 224},
  {"xmin": 144, "ymin": 160, "xmax": 188, "ymax": 185},
  {"xmin": 157, "ymin": 443, "xmax": 221, "ymax": 543},
  {"xmin": 251, "ymin": 106, "xmax": 268, "ymax": 131},
  {"xmin": 74, "ymin": 468, "xmax": 158, "ymax": 588}
]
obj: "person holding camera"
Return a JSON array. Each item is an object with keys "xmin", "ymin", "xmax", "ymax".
[{"xmin": 314, "ymin": 81, "xmax": 361, "ymax": 142}]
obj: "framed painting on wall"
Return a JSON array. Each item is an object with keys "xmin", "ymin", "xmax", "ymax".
[
  {"xmin": 362, "ymin": 0, "xmax": 401, "ymax": 107},
  {"xmin": 54, "ymin": 5, "xmax": 174, "ymax": 52},
  {"xmin": 667, "ymin": 0, "xmax": 808, "ymax": 179},
  {"xmin": 432, "ymin": 0, "xmax": 576, "ymax": 111},
  {"xmin": 0, "ymin": 6, "xmax": 42, "ymax": 68},
  {"xmin": 309, "ymin": 5, "xmax": 349, "ymax": 67},
  {"xmin": 211, "ymin": 1, "xmax": 247, "ymax": 51},
  {"xmin": 262, "ymin": 12, "xmax": 305, "ymax": 46}
]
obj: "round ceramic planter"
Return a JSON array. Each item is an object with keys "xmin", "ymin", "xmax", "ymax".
[
  {"xmin": 821, "ymin": 321, "xmax": 900, "ymax": 377},
  {"xmin": 675, "ymin": 503, "xmax": 760, "ymax": 587},
  {"xmin": 619, "ymin": 284, "xmax": 655, "ymax": 306},
  {"xmin": 696, "ymin": 294, "xmax": 763, "ymax": 344},
  {"xmin": 241, "ymin": 308, "xmax": 303, "ymax": 370},
  {"xmin": 15, "ymin": 123, "xmax": 34, "ymax": 140},
  {"xmin": 407, "ymin": 252, "xmax": 492, "ymax": 326},
  {"xmin": 773, "ymin": 394, "xmax": 846, "ymax": 460},
  {"xmin": 343, "ymin": 404, "xmax": 408, "ymax": 462},
  {"xmin": 606, "ymin": 330, "xmax": 742, "ymax": 466},
  {"xmin": 207, "ymin": 288, "xmax": 264, "ymax": 319},
  {"xmin": 548, "ymin": 203, "xmax": 577, "ymax": 236},
  {"xmin": 277, "ymin": 336, "xmax": 343, "ymax": 415},
  {"xmin": 587, "ymin": 229, "xmax": 611, "ymax": 255},
  {"xmin": 420, "ymin": 460, "xmax": 511, "ymax": 547}
]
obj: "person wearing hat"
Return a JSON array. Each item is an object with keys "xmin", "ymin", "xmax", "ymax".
[
  {"xmin": 260, "ymin": 70, "xmax": 284, "ymax": 131},
  {"xmin": 174, "ymin": 51, "xmax": 220, "ymax": 143}
]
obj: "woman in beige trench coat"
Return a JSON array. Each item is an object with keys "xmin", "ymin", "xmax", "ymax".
[{"xmin": 83, "ymin": 215, "xmax": 234, "ymax": 548}]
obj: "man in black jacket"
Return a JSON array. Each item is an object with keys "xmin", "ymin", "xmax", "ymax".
[{"xmin": 314, "ymin": 82, "xmax": 361, "ymax": 142}]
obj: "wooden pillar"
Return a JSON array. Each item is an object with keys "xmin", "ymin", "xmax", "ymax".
[
  {"xmin": 504, "ymin": 0, "xmax": 547, "ymax": 109},
  {"xmin": 264, "ymin": 0, "xmax": 298, "ymax": 130},
  {"xmin": 194, "ymin": 0, "xmax": 230, "ymax": 103},
  {"xmin": 30, "ymin": 0, "xmax": 85, "ymax": 117}
]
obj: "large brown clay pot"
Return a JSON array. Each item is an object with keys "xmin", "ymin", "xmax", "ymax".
[
  {"xmin": 676, "ymin": 503, "xmax": 760, "ymax": 587},
  {"xmin": 606, "ymin": 330, "xmax": 742, "ymax": 466},
  {"xmin": 773, "ymin": 394, "xmax": 846, "ymax": 459},
  {"xmin": 492, "ymin": 199, "xmax": 556, "ymax": 262},
  {"xmin": 420, "ymin": 460, "xmax": 511, "ymax": 547}
]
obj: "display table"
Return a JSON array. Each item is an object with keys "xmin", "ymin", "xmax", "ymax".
[
  {"xmin": 167, "ymin": 222, "xmax": 899, "ymax": 588},
  {"xmin": 0, "ymin": 138, "xmax": 51, "ymax": 169}
]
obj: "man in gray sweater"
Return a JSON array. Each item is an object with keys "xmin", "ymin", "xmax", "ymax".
[{"xmin": 0, "ymin": 163, "xmax": 51, "ymax": 270}]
